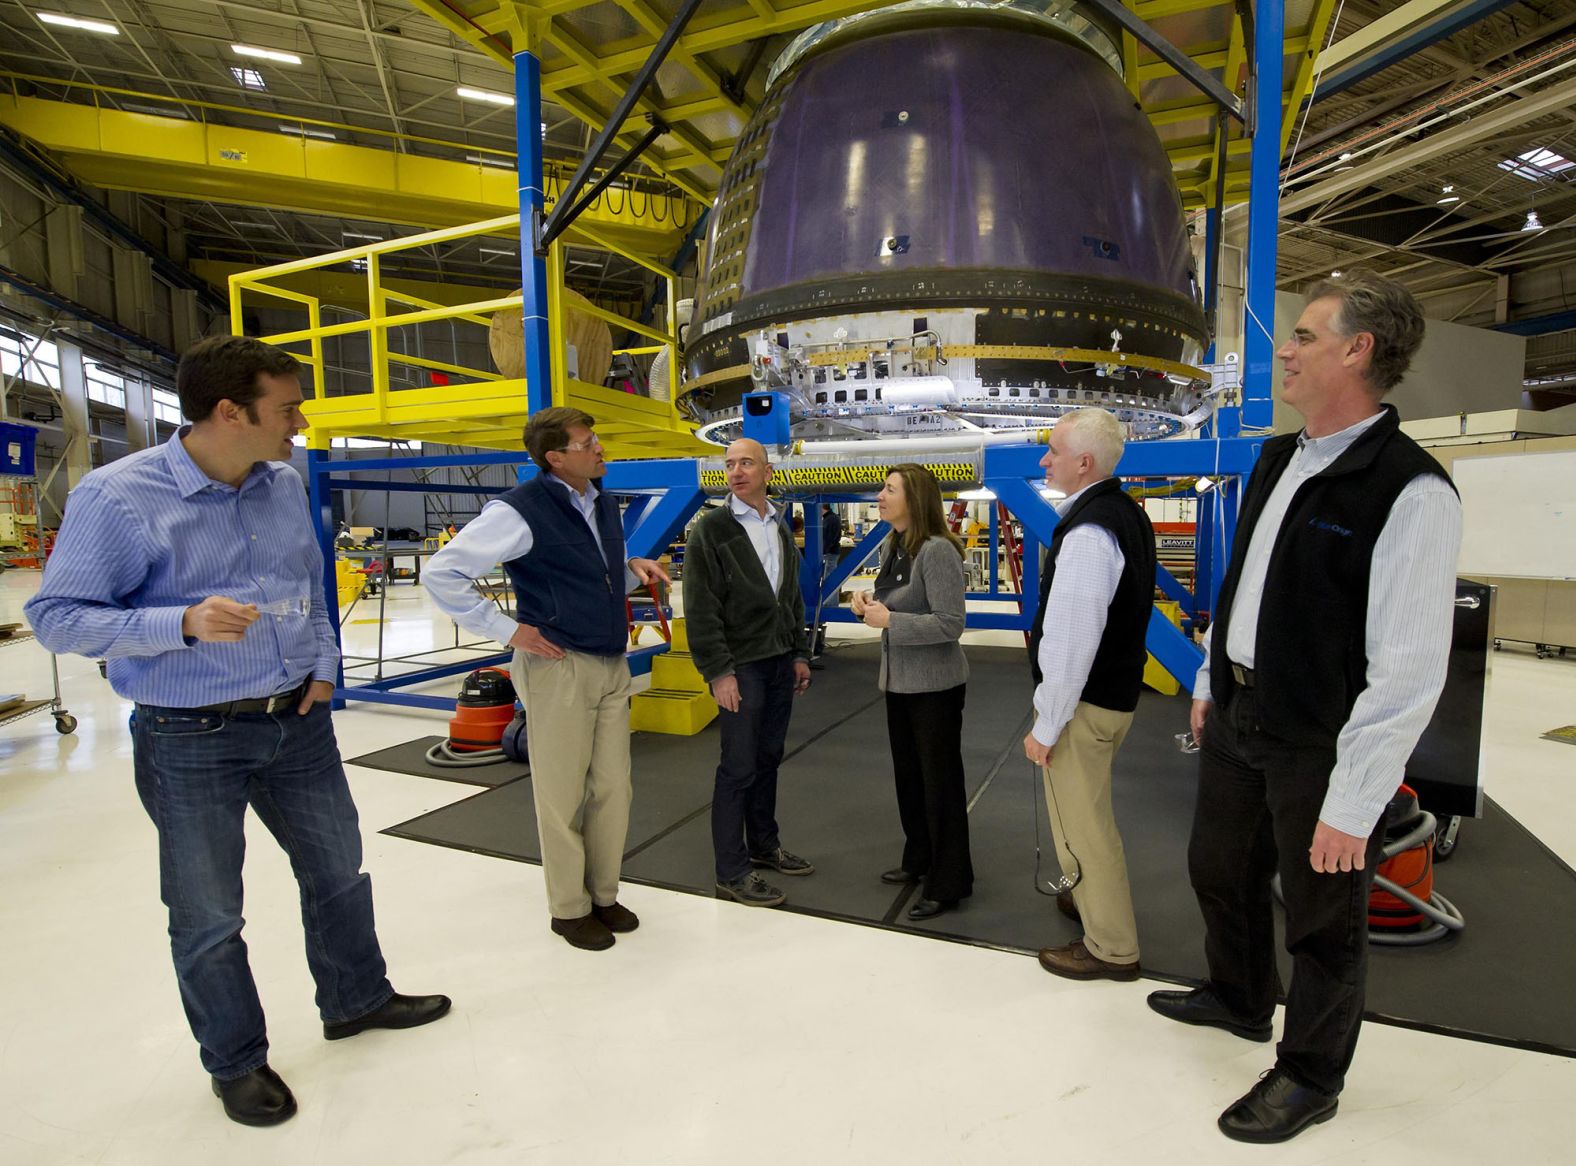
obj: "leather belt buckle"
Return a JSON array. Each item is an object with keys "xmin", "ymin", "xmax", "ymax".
[{"xmin": 1230, "ymin": 662, "xmax": 1255, "ymax": 688}]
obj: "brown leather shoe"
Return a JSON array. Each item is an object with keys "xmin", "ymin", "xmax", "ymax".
[
  {"xmin": 1037, "ymin": 938, "xmax": 1140, "ymax": 982},
  {"xmin": 592, "ymin": 901, "xmax": 639, "ymax": 932},
  {"xmin": 1055, "ymin": 890, "xmax": 1080, "ymax": 922},
  {"xmin": 551, "ymin": 913, "xmax": 615, "ymax": 950}
]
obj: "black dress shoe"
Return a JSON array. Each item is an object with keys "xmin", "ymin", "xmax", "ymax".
[
  {"xmin": 1146, "ymin": 985, "xmax": 1272, "ymax": 1042},
  {"xmin": 324, "ymin": 992, "xmax": 452, "ymax": 1040},
  {"xmin": 880, "ymin": 868, "xmax": 920, "ymax": 885},
  {"xmin": 1218, "ymin": 1067, "xmax": 1338, "ymax": 1143},
  {"xmin": 592, "ymin": 901, "xmax": 640, "ymax": 932},
  {"xmin": 212, "ymin": 1064, "xmax": 297, "ymax": 1127},
  {"xmin": 551, "ymin": 912, "xmax": 615, "ymax": 950},
  {"xmin": 907, "ymin": 897, "xmax": 957, "ymax": 920}
]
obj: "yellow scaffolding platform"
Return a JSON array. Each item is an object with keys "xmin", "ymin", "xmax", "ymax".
[{"xmin": 229, "ymin": 213, "xmax": 712, "ymax": 459}]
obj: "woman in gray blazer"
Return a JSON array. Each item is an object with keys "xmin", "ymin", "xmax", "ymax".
[{"xmin": 852, "ymin": 464, "xmax": 974, "ymax": 920}]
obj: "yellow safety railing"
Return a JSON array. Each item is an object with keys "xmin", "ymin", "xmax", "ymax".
[{"xmin": 227, "ymin": 213, "xmax": 706, "ymax": 458}]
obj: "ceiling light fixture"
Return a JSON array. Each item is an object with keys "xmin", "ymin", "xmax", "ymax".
[
  {"xmin": 1331, "ymin": 269, "xmax": 1343, "ymax": 277},
  {"xmin": 1437, "ymin": 183, "xmax": 1459, "ymax": 205},
  {"xmin": 230, "ymin": 66, "xmax": 267, "ymax": 91},
  {"xmin": 1524, "ymin": 210, "xmax": 1543, "ymax": 231},
  {"xmin": 457, "ymin": 86, "xmax": 514, "ymax": 107},
  {"xmin": 279, "ymin": 125, "xmax": 335, "ymax": 140},
  {"xmin": 38, "ymin": 12, "xmax": 118, "ymax": 35},
  {"xmin": 232, "ymin": 44, "xmax": 301, "ymax": 65},
  {"xmin": 341, "ymin": 231, "xmax": 382, "ymax": 242},
  {"xmin": 464, "ymin": 153, "xmax": 515, "ymax": 169}
]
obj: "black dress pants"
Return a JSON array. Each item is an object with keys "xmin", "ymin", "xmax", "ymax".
[
  {"xmin": 885, "ymin": 684, "xmax": 974, "ymax": 902},
  {"xmin": 1187, "ymin": 687, "xmax": 1386, "ymax": 1095},
  {"xmin": 711, "ymin": 653, "xmax": 794, "ymax": 883}
]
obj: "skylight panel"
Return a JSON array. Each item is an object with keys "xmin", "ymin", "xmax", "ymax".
[
  {"xmin": 1498, "ymin": 147, "xmax": 1575, "ymax": 182},
  {"xmin": 230, "ymin": 66, "xmax": 267, "ymax": 91}
]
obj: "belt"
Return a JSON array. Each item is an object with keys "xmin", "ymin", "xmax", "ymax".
[
  {"xmin": 194, "ymin": 680, "xmax": 311, "ymax": 716},
  {"xmin": 1230, "ymin": 662, "xmax": 1256, "ymax": 688}
]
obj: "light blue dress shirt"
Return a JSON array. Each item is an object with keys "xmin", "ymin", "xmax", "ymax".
[
  {"xmin": 424, "ymin": 474, "xmax": 641, "ymax": 647},
  {"xmin": 24, "ymin": 427, "xmax": 340, "ymax": 707}
]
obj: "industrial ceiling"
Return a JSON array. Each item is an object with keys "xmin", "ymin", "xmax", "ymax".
[{"xmin": 2, "ymin": 0, "xmax": 1576, "ymax": 393}]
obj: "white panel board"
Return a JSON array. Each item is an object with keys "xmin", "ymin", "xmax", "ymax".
[{"xmin": 1456, "ymin": 450, "xmax": 1576, "ymax": 579}]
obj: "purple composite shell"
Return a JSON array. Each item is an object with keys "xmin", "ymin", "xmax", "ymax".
[{"xmin": 685, "ymin": 15, "xmax": 1207, "ymax": 408}]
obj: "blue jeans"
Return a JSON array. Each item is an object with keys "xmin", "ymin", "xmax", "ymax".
[
  {"xmin": 131, "ymin": 702, "xmax": 392, "ymax": 1080},
  {"xmin": 711, "ymin": 654, "xmax": 795, "ymax": 882}
]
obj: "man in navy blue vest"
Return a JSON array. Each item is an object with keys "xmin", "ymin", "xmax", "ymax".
[
  {"xmin": 1148, "ymin": 271, "xmax": 1462, "ymax": 1143},
  {"xmin": 425, "ymin": 407, "xmax": 669, "ymax": 951},
  {"xmin": 1022, "ymin": 408, "xmax": 1156, "ymax": 984}
]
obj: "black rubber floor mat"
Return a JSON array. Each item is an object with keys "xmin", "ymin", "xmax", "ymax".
[
  {"xmin": 382, "ymin": 641, "xmax": 1576, "ymax": 1059},
  {"xmin": 346, "ymin": 735, "xmax": 528, "ymax": 788}
]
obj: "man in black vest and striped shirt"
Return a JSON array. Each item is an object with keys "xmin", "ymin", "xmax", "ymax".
[
  {"xmin": 1149, "ymin": 271, "xmax": 1462, "ymax": 1143},
  {"xmin": 1024, "ymin": 407, "xmax": 1157, "ymax": 983}
]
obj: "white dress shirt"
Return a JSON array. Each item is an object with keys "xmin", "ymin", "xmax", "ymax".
[
  {"xmin": 1032, "ymin": 479, "xmax": 1127, "ymax": 747},
  {"xmin": 1195, "ymin": 411, "xmax": 1464, "ymax": 837},
  {"xmin": 424, "ymin": 474, "xmax": 640, "ymax": 648},
  {"xmin": 729, "ymin": 492, "xmax": 783, "ymax": 592}
]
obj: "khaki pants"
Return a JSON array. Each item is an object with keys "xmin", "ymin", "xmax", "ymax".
[
  {"xmin": 512, "ymin": 649, "xmax": 634, "ymax": 920},
  {"xmin": 1042, "ymin": 701, "xmax": 1139, "ymax": 964}
]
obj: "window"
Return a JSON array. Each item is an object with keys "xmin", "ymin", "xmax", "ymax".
[
  {"xmin": 84, "ymin": 360, "xmax": 126, "ymax": 409},
  {"xmin": 229, "ymin": 66, "xmax": 267, "ymax": 91},
  {"xmin": 1498, "ymin": 147, "xmax": 1575, "ymax": 182},
  {"xmin": 152, "ymin": 388, "xmax": 183, "ymax": 426},
  {"xmin": 0, "ymin": 328, "xmax": 61, "ymax": 389},
  {"xmin": 291, "ymin": 436, "xmax": 424, "ymax": 451}
]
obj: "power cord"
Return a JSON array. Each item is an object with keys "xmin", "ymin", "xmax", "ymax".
[{"xmin": 424, "ymin": 740, "xmax": 508, "ymax": 768}]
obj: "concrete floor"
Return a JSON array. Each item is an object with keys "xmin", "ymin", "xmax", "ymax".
[{"xmin": 2, "ymin": 566, "xmax": 1572, "ymax": 1165}]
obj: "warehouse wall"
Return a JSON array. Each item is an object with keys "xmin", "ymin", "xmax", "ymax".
[{"xmin": 1269, "ymin": 290, "xmax": 1527, "ymax": 432}]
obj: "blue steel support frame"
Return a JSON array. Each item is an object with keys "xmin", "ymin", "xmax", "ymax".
[
  {"xmin": 981, "ymin": 438, "xmax": 1264, "ymax": 691},
  {"xmin": 1318, "ymin": 0, "xmax": 1521, "ymax": 97},
  {"xmin": 306, "ymin": 6, "xmax": 1284, "ymax": 708},
  {"xmin": 516, "ymin": 48, "xmax": 553, "ymax": 415},
  {"xmin": 1239, "ymin": 0, "xmax": 1283, "ymax": 435},
  {"xmin": 312, "ymin": 451, "xmax": 709, "ymax": 711}
]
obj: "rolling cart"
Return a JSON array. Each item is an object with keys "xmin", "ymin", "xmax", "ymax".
[{"xmin": 0, "ymin": 629, "xmax": 77, "ymax": 735}]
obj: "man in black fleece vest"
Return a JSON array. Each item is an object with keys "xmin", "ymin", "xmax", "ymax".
[
  {"xmin": 1023, "ymin": 408, "xmax": 1156, "ymax": 984},
  {"xmin": 1148, "ymin": 271, "xmax": 1461, "ymax": 1144}
]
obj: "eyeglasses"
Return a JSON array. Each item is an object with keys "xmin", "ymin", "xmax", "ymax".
[{"xmin": 562, "ymin": 433, "xmax": 602, "ymax": 452}]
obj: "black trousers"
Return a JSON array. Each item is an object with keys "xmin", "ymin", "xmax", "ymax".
[
  {"xmin": 886, "ymin": 685, "xmax": 974, "ymax": 902},
  {"xmin": 711, "ymin": 653, "xmax": 794, "ymax": 882},
  {"xmin": 1188, "ymin": 687, "xmax": 1386, "ymax": 1095}
]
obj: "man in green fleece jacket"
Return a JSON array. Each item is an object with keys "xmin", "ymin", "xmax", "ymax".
[{"xmin": 684, "ymin": 438, "xmax": 815, "ymax": 907}]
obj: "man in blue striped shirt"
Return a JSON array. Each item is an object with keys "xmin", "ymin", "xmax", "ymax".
[{"xmin": 25, "ymin": 336, "xmax": 449, "ymax": 1127}]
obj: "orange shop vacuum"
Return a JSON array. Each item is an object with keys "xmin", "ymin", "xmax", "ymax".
[{"xmin": 424, "ymin": 667, "xmax": 519, "ymax": 768}]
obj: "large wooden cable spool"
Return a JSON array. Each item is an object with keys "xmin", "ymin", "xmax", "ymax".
[{"xmin": 488, "ymin": 287, "xmax": 613, "ymax": 387}]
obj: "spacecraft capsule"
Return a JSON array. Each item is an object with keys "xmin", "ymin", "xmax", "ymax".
[{"xmin": 681, "ymin": 0, "xmax": 1210, "ymax": 445}]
